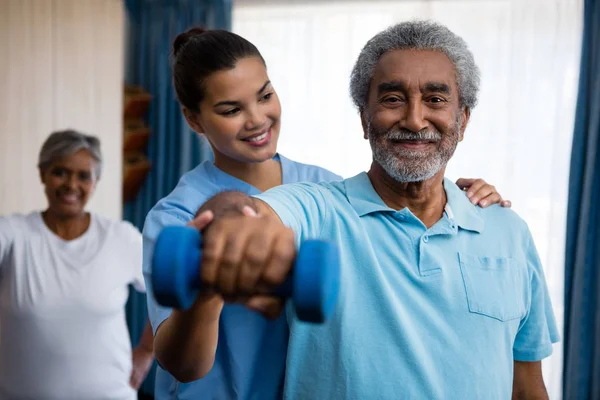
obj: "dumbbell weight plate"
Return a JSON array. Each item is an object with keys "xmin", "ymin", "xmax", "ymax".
[{"xmin": 152, "ymin": 226, "xmax": 202, "ymax": 309}]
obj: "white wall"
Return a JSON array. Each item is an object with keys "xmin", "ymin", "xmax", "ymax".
[{"xmin": 0, "ymin": 0, "xmax": 125, "ymax": 219}]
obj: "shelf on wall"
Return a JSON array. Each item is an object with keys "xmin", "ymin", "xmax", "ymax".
[
  {"xmin": 123, "ymin": 152, "xmax": 151, "ymax": 203},
  {"xmin": 122, "ymin": 84, "xmax": 152, "ymax": 203}
]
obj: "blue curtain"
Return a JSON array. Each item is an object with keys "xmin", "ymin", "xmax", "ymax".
[
  {"xmin": 563, "ymin": 0, "xmax": 600, "ymax": 399},
  {"xmin": 123, "ymin": 0, "xmax": 230, "ymax": 394}
]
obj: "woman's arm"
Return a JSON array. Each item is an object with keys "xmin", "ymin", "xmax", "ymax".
[
  {"xmin": 130, "ymin": 320, "xmax": 155, "ymax": 389},
  {"xmin": 153, "ymin": 295, "xmax": 223, "ymax": 382},
  {"xmin": 148, "ymin": 209, "xmax": 226, "ymax": 382},
  {"xmin": 153, "ymin": 193, "xmax": 281, "ymax": 382}
]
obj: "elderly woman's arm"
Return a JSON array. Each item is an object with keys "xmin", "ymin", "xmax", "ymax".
[
  {"xmin": 124, "ymin": 222, "xmax": 155, "ymax": 389},
  {"xmin": 130, "ymin": 319, "xmax": 155, "ymax": 390}
]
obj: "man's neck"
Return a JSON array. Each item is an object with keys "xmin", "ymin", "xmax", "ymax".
[
  {"xmin": 367, "ymin": 162, "xmax": 447, "ymax": 228},
  {"xmin": 214, "ymin": 153, "xmax": 282, "ymax": 192}
]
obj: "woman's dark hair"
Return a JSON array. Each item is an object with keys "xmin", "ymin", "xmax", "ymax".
[{"xmin": 171, "ymin": 27, "xmax": 265, "ymax": 112}]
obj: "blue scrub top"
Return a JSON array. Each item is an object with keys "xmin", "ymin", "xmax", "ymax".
[{"xmin": 142, "ymin": 154, "xmax": 341, "ymax": 400}]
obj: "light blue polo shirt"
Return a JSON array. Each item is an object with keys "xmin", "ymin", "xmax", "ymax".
[
  {"xmin": 142, "ymin": 154, "xmax": 341, "ymax": 400},
  {"xmin": 255, "ymin": 172, "xmax": 560, "ymax": 400}
]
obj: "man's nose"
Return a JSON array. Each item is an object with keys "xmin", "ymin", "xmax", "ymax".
[{"xmin": 400, "ymin": 101, "xmax": 428, "ymax": 132}]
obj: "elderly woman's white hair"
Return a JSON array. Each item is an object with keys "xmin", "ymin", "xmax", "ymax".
[
  {"xmin": 350, "ymin": 20, "xmax": 481, "ymax": 112},
  {"xmin": 37, "ymin": 130, "xmax": 103, "ymax": 179}
]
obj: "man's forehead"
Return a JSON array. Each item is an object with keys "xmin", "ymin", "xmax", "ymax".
[{"xmin": 372, "ymin": 49, "xmax": 457, "ymax": 88}]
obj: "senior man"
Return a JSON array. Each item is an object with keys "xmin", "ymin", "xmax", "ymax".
[{"xmin": 156, "ymin": 20, "xmax": 559, "ymax": 399}]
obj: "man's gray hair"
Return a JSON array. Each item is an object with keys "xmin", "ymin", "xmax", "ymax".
[
  {"xmin": 38, "ymin": 129, "xmax": 103, "ymax": 179},
  {"xmin": 350, "ymin": 20, "xmax": 480, "ymax": 111}
]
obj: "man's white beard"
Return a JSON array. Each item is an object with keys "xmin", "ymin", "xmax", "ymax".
[{"xmin": 368, "ymin": 116, "xmax": 462, "ymax": 183}]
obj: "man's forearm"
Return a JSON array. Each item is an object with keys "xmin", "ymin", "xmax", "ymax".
[
  {"xmin": 512, "ymin": 388, "xmax": 549, "ymax": 400},
  {"xmin": 197, "ymin": 191, "xmax": 280, "ymax": 224},
  {"xmin": 512, "ymin": 361, "xmax": 549, "ymax": 400},
  {"xmin": 154, "ymin": 296, "xmax": 224, "ymax": 382}
]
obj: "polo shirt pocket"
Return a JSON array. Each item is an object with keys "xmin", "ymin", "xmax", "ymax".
[{"xmin": 458, "ymin": 252, "xmax": 527, "ymax": 322}]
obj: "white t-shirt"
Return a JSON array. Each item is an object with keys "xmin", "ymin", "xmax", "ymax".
[{"xmin": 0, "ymin": 211, "xmax": 145, "ymax": 400}]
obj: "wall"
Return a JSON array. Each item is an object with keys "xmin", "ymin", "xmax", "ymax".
[{"xmin": 0, "ymin": 0, "xmax": 125, "ymax": 219}]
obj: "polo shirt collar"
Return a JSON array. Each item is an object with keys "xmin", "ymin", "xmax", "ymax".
[
  {"xmin": 443, "ymin": 177, "xmax": 484, "ymax": 233},
  {"xmin": 344, "ymin": 172, "xmax": 484, "ymax": 233}
]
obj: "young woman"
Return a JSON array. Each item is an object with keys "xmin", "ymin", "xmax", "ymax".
[
  {"xmin": 0, "ymin": 130, "xmax": 154, "ymax": 399},
  {"xmin": 142, "ymin": 28, "xmax": 508, "ymax": 400}
]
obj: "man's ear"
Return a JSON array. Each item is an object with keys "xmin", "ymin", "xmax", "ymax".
[
  {"xmin": 39, "ymin": 168, "xmax": 46, "ymax": 185},
  {"xmin": 360, "ymin": 110, "xmax": 369, "ymax": 140},
  {"xmin": 458, "ymin": 107, "xmax": 471, "ymax": 142},
  {"xmin": 182, "ymin": 107, "xmax": 204, "ymax": 134}
]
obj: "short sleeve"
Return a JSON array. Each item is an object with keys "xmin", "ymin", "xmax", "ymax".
[
  {"xmin": 142, "ymin": 207, "xmax": 194, "ymax": 335},
  {"xmin": 253, "ymin": 182, "xmax": 330, "ymax": 245},
  {"xmin": 122, "ymin": 222, "xmax": 145, "ymax": 293},
  {"xmin": 513, "ymin": 231, "xmax": 561, "ymax": 361},
  {"xmin": 0, "ymin": 216, "xmax": 15, "ymax": 269}
]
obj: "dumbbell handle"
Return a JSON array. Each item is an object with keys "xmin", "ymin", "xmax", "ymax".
[{"xmin": 180, "ymin": 243, "xmax": 295, "ymax": 298}]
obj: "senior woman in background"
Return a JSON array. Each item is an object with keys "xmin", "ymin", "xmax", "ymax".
[{"xmin": 0, "ymin": 130, "xmax": 154, "ymax": 399}]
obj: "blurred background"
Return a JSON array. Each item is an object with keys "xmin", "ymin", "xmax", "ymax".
[{"xmin": 0, "ymin": 0, "xmax": 597, "ymax": 399}]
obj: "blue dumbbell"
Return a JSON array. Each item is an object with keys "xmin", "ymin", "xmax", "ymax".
[{"xmin": 151, "ymin": 225, "xmax": 340, "ymax": 323}]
